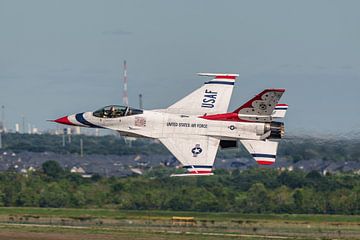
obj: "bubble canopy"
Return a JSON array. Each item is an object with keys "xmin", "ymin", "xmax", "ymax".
[{"xmin": 93, "ymin": 105, "xmax": 143, "ymax": 118}]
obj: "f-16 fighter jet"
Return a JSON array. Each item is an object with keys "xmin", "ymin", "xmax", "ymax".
[{"xmin": 52, "ymin": 73, "xmax": 288, "ymax": 176}]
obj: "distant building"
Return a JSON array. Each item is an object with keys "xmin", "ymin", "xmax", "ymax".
[
  {"xmin": 70, "ymin": 166, "xmax": 86, "ymax": 174},
  {"xmin": 74, "ymin": 126, "xmax": 81, "ymax": 135},
  {"xmin": 32, "ymin": 127, "xmax": 39, "ymax": 134},
  {"xmin": 130, "ymin": 168, "xmax": 143, "ymax": 175},
  {"xmin": 15, "ymin": 123, "xmax": 20, "ymax": 133}
]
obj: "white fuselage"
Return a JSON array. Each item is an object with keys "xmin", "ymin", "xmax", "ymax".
[
  {"xmin": 78, "ymin": 110, "xmax": 267, "ymax": 141},
  {"xmin": 53, "ymin": 72, "xmax": 287, "ymax": 173}
]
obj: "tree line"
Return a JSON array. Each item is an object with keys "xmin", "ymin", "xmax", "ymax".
[
  {"xmin": 2, "ymin": 133, "xmax": 360, "ymax": 162},
  {"xmin": 0, "ymin": 160, "xmax": 359, "ymax": 214}
]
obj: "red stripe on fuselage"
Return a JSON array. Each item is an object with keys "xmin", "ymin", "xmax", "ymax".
[{"xmin": 200, "ymin": 112, "xmax": 253, "ymax": 122}]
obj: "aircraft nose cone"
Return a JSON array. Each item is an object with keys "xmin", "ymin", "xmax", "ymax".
[{"xmin": 53, "ymin": 116, "xmax": 75, "ymax": 126}]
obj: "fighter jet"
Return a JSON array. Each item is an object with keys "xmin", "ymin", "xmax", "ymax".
[{"xmin": 52, "ymin": 73, "xmax": 288, "ymax": 176}]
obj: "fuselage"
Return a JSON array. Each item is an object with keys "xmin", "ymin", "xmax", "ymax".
[
  {"xmin": 53, "ymin": 73, "xmax": 287, "ymax": 172},
  {"xmin": 58, "ymin": 109, "xmax": 268, "ymax": 141}
]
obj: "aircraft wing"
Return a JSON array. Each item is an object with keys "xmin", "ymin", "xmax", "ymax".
[
  {"xmin": 159, "ymin": 136, "xmax": 220, "ymax": 176},
  {"xmin": 166, "ymin": 73, "xmax": 238, "ymax": 116}
]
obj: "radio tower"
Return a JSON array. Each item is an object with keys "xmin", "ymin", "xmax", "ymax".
[
  {"xmin": 123, "ymin": 60, "xmax": 129, "ymax": 106},
  {"xmin": 139, "ymin": 94, "xmax": 143, "ymax": 109},
  {"xmin": 122, "ymin": 60, "xmax": 134, "ymax": 146}
]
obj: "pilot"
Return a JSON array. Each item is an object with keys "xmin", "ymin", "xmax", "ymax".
[
  {"xmin": 103, "ymin": 109, "xmax": 109, "ymax": 118},
  {"xmin": 110, "ymin": 106, "xmax": 117, "ymax": 118}
]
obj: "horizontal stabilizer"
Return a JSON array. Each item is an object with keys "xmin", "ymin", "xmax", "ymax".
[
  {"xmin": 240, "ymin": 139, "xmax": 279, "ymax": 165},
  {"xmin": 272, "ymin": 104, "xmax": 288, "ymax": 118}
]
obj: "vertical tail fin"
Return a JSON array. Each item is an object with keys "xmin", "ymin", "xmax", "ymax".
[
  {"xmin": 234, "ymin": 89, "xmax": 285, "ymax": 122},
  {"xmin": 167, "ymin": 73, "xmax": 238, "ymax": 115}
]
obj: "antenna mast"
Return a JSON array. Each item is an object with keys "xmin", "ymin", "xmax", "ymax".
[
  {"xmin": 139, "ymin": 94, "xmax": 143, "ymax": 109},
  {"xmin": 123, "ymin": 60, "xmax": 129, "ymax": 106},
  {"xmin": 0, "ymin": 105, "xmax": 4, "ymax": 133}
]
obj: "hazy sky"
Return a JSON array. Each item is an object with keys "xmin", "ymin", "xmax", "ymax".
[{"xmin": 0, "ymin": 0, "xmax": 359, "ymax": 134}]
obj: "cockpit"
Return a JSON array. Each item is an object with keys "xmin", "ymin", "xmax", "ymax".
[{"xmin": 93, "ymin": 105, "xmax": 143, "ymax": 118}]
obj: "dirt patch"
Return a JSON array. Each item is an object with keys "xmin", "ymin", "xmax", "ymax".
[
  {"xmin": 0, "ymin": 231, "xmax": 120, "ymax": 240},
  {"xmin": 0, "ymin": 229, "xmax": 195, "ymax": 240}
]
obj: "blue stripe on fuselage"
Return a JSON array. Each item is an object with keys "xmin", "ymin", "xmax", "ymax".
[{"xmin": 75, "ymin": 113, "xmax": 104, "ymax": 128}]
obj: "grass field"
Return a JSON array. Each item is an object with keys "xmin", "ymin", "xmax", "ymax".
[{"xmin": 0, "ymin": 207, "xmax": 359, "ymax": 239}]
